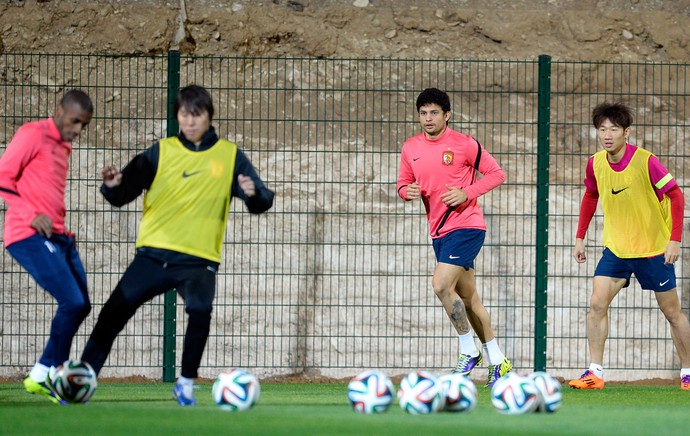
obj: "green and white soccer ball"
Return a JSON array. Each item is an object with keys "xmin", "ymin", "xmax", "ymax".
[
  {"xmin": 212, "ymin": 368, "xmax": 261, "ymax": 411},
  {"xmin": 397, "ymin": 370, "xmax": 445, "ymax": 414},
  {"xmin": 347, "ymin": 370, "xmax": 395, "ymax": 413},
  {"xmin": 491, "ymin": 372, "xmax": 540, "ymax": 415},
  {"xmin": 528, "ymin": 371, "xmax": 563, "ymax": 413},
  {"xmin": 51, "ymin": 360, "xmax": 98, "ymax": 404},
  {"xmin": 438, "ymin": 372, "xmax": 478, "ymax": 412}
]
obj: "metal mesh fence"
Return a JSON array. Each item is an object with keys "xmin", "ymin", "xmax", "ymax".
[{"xmin": 0, "ymin": 53, "xmax": 688, "ymax": 382}]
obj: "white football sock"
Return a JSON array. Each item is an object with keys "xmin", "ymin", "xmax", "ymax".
[
  {"xmin": 589, "ymin": 363, "xmax": 603, "ymax": 378},
  {"xmin": 458, "ymin": 332, "xmax": 479, "ymax": 356},
  {"xmin": 29, "ymin": 363, "xmax": 49, "ymax": 382},
  {"xmin": 483, "ymin": 339, "xmax": 506, "ymax": 365},
  {"xmin": 177, "ymin": 376, "xmax": 194, "ymax": 386}
]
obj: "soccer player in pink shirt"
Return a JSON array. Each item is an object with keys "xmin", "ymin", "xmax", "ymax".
[
  {"xmin": 570, "ymin": 102, "xmax": 690, "ymax": 390},
  {"xmin": 397, "ymin": 88, "xmax": 512, "ymax": 387},
  {"xmin": 0, "ymin": 90, "xmax": 93, "ymax": 404}
]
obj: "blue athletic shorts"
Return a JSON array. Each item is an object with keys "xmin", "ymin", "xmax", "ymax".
[
  {"xmin": 432, "ymin": 228, "xmax": 486, "ymax": 270},
  {"xmin": 594, "ymin": 248, "xmax": 676, "ymax": 292}
]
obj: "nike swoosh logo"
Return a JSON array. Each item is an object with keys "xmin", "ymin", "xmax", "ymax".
[
  {"xmin": 182, "ymin": 170, "xmax": 202, "ymax": 178},
  {"xmin": 413, "ymin": 157, "xmax": 421, "ymax": 161},
  {"xmin": 611, "ymin": 187, "xmax": 628, "ymax": 195},
  {"xmin": 449, "ymin": 255, "xmax": 460, "ymax": 259},
  {"xmin": 660, "ymin": 279, "xmax": 670, "ymax": 286}
]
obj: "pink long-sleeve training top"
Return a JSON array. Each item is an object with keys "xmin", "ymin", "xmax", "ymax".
[
  {"xmin": 397, "ymin": 127, "xmax": 505, "ymax": 239},
  {"xmin": 0, "ymin": 117, "xmax": 71, "ymax": 247}
]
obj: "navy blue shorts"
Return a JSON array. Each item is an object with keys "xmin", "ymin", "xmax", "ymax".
[
  {"xmin": 594, "ymin": 248, "xmax": 676, "ymax": 292},
  {"xmin": 432, "ymin": 228, "xmax": 486, "ymax": 270}
]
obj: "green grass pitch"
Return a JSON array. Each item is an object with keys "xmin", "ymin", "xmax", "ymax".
[{"xmin": 1, "ymin": 381, "xmax": 689, "ymax": 435}]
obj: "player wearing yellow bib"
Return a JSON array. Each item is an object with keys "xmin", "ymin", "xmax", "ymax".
[
  {"xmin": 570, "ymin": 102, "xmax": 690, "ymax": 390},
  {"xmin": 81, "ymin": 85, "xmax": 274, "ymax": 405}
]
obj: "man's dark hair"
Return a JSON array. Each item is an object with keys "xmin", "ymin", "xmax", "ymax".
[
  {"xmin": 416, "ymin": 88, "xmax": 451, "ymax": 113},
  {"xmin": 592, "ymin": 102, "xmax": 633, "ymax": 129},
  {"xmin": 60, "ymin": 89, "xmax": 93, "ymax": 115},
  {"xmin": 174, "ymin": 84, "xmax": 214, "ymax": 120}
]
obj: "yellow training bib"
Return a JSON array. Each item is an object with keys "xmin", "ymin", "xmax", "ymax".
[
  {"xmin": 136, "ymin": 137, "xmax": 237, "ymax": 262},
  {"xmin": 593, "ymin": 148, "xmax": 671, "ymax": 258}
]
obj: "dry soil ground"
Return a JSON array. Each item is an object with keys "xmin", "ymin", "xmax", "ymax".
[{"xmin": 1, "ymin": 0, "xmax": 690, "ymax": 62}]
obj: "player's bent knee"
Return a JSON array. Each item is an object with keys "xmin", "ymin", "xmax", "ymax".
[
  {"xmin": 660, "ymin": 307, "xmax": 685, "ymax": 324},
  {"xmin": 432, "ymin": 286, "xmax": 454, "ymax": 301},
  {"xmin": 588, "ymin": 296, "xmax": 611, "ymax": 314},
  {"xmin": 60, "ymin": 296, "xmax": 91, "ymax": 316}
]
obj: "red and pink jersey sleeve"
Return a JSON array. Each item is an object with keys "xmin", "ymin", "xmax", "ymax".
[
  {"xmin": 0, "ymin": 118, "xmax": 71, "ymax": 246},
  {"xmin": 397, "ymin": 127, "xmax": 505, "ymax": 238}
]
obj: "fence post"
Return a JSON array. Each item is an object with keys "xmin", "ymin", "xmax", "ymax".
[
  {"xmin": 534, "ymin": 54, "xmax": 551, "ymax": 372},
  {"xmin": 162, "ymin": 50, "xmax": 181, "ymax": 382}
]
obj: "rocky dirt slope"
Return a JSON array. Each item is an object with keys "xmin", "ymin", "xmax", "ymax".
[{"xmin": 1, "ymin": 0, "xmax": 689, "ymax": 61}]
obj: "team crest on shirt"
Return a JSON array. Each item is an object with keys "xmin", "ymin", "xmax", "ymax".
[
  {"xmin": 210, "ymin": 159, "xmax": 225, "ymax": 179},
  {"xmin": 442, "ymin": 149, "xmax": 454, "ymax": 165}
]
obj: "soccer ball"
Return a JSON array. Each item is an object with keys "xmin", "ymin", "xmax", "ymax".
[
  {"xmin": 397, "ymin": 370, "xmax": 445, "ymax": 414},
  {"xmin": 438, "ymin": 373, "xmax": 478, "ymax": 413},
  {"xmin": 347, "ymin": 370, "xmax": 395, "ymax": 413},
  {"xmin": 490, "ymin": 372, "xmax": 540, "ymax": 415},
  {"xmin": 528, "ymin": 371, "xmax": 563, "ymax": 413},
  {"xmin": 212, "ymin": 368, "xmax": 261, "ymax": 411},
  {"xmin": 51, "ymin": 360, "xmax": 97, "ymax": 404}
]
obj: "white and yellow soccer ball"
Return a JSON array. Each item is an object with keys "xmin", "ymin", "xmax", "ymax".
[
  {"xmin": 397, "ymin": 370, "xmax": 445, "ymax": 414},
  {"xmin": 438, "ymin": 372, "xmax": 478, "ymax": 413},
  {"xmin": 347, "ymin": 370, "xmax": 395, "ymax": 413},
  {"xmin": 51, "ymin": 360, "xmax": 98, "ymax": 404},
  {"xmin": 528, "ymin": 371, "xmax": 563, "ymax": 413},
  {"xmin": 212, "ymin": 368, "xmax": 261, "ymax": 411},
  {"xmin": 490, "ymin": 372, "xmax": 540, "ymax": 415}
]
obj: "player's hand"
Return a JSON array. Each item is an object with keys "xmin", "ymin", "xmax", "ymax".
[
  {"xmin": 665, "ymin": 240, "xmax": 680, "ymax": 264},
  {"xmin": 238, "ymin": 174, "xmax": 256, "ymax": 197},
  {"xmin": 101, "ymin": 166, "xmax": 123, "ymax": 188},
  {"xmin": 440, "ymin": 184, "xmax": 467, "ymax": 207},
  {"xmin": 405, "ymin": 181, "xmax": 421, "ymax": 200},
  {"xmin": 31, "ymin": 213, "xmax": 53, "ymax": 238},
  {"xmin": 573, "ymin": 238, "xmax": 586, "ymax": 263}
]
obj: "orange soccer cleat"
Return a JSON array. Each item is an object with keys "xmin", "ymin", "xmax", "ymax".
[{"xmin": 569, "ymin": 370, "xmax": 604, "ymax": 389}]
